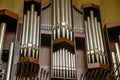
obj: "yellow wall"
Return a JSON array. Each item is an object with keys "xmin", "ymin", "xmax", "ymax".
[
  {"xmin": 73, "ymin": 0, "xmax": 120, "ymax": 26},
  {"xmin": 0, "ymin": 0, "xmax": 120, "ymax": 26}
]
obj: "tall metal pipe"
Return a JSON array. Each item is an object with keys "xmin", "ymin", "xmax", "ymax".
[
  {"xmin": 5, "ymin": 42, "xmax": 14, "ymax": 80},
  {"xmin": 98, "ymin": 22, "xmax": 105, "ymax": 64},
  {"xmin": 29, "ymin": 4, "xmax": 34, "ymax": 44},
  {"xmin": 94, "ymin": 17, "xmax": 100, "ymax": 63},
  {"xmin": 85, "ymin": 21, "xmax": 91, "ymax": 63},
  {"xmin": 90, "ymin": 10, "xmax": 98, "ymax": 51},
  {"xmin": 94, "ymin": 17, "xmax": 101, "ymax": 52},
  {"xmin": 53, "ymin": 0, "xmax": 56, "ymax": 26},
  {"xmin": 87, "ymin": 17, "xmax": 94, "ymax": 63},
  {"xmin": 0, "ymin": 23, "xmax": 6, "ymax": 68},
  {"xmin": 21, "ymin": 15, "xmax": 26, "ymax": 45},
  {"xmin": 33, "ymin": 11, "xmax": 37, "ymax": 46},
  {"xmin": 36, "ymin": 16, "xmax": 40, "ymax": 47},
  {"xmin": 25, "ymin": 11, "xmax": 30, "ymax": 45}
]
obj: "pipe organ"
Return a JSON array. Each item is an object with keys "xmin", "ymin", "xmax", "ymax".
[
  {"xmin": 0, "ymin": 1, "xmax": 120, "ymax": 80},
  {"xmin": 51, "ymin": 0, "xmax": 77, "ymax": 79},
  {"xmin": 16, "ymin": 3, "xmax": 40, "ymax": 79},
  {"xmin": 84, "ymin": 10, "xmax": 107, "ymax": 64}
]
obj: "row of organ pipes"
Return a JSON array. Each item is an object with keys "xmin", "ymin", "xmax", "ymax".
[
  {"xmin": 73, "ymin": 7, "xmax": 84, "ymax": 34},
  {"xmin": 111, "ymin": 38, "xmax": 120, "ymax": 80},
  {"xmin": 17, "ymin": 4, "xmax": 40, "ymax": 79},
  {"xmin": 52, "ymin": 48, "xmax": 76, "ymax": 78},
  {"xmin": 84, "ymin": 10, "xmax": 107, "ymax": 64},
  {"xmin": 41, "ymin": 5, "xmax": 52, "ymax": 31},
  {"xmin": 52, "ymin": 0, "xmax": 73, "ymax": 41},
  {"xmin": 52, "ymin": 0, "xmax": 77, "ymax": 79}
]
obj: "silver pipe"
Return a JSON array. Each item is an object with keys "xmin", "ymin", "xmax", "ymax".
[
  {"xmin": 85, "ymin": 21, "xmax": 91, "ymax": 63},
  {"xmin": 87, "ymin": 17, "xmax": 94, "ymax": 63},
  {"xmin": 25, "ymin": 11, "xmax": 30, "ymax": 45},
  {"xmin": 68, "ymin": 51, "xmax": 71, "ymax": 78},
  {"xmin": 5, "ymin": 42, "xmax": 14, "ymax": 80},
  {"xmin": 98, "ymin": 22, "xmax": 105, "ymax": 64},
  {"xmin": 59, "ymin": 49, "xmax": 62, "ymax": 77},
  {"xmin": 65, "ymin": 0, "xmax": 69, "ymax": 39},
  {"xmin": 56, "ymin": 0, "xmax": 60, "ymax": 24},
  {"xmin": 29, "ymin": 4, "xmax": 34, "ymax": 44},
  {"xmin": 111, "ymin": 52, "xmax": 119, "ymax": 78},
  {"xmin": 53, "ymin": 0, "xmax": 56, "ymax": 25},
  {"xmin": 61, "ymin": 0, "xmax": 65, "ymax": 22},
  {"xmin": 73, "ymin": 54, "xmax": 76, "ymax": 78},
  {"xmin": 90, "ymin": 10, "xmax": 98, "ymax": 51},
  {"xmin": 54, "ymin": 51, "xmax": 57, "ymax": 77},
  {"xmin": 0, "ymin": 23, "xmax": 6, "ymax": 67},
  {"xmin": 57, "ymin": 50, "xmax": 60, "ymax": 77},
  {"xmin": 70, "ymin": 53, "xmax": 73, "ymax": 78},
  {"xmin": 94, "ymin": 17, "xmax": 101, "ymax": 52},
  {"xmin": 21, "ymin": 15, "xmax": 26, "ymax": 45},
  {"xmin": 36, "ymin": 16, "xmax": 40, "ymax": 47},
  {"xmin": 65, "ymin": 49, "xmax": 69, "ymax": 78},
  {"xmin": 62, "ymin": 48, "xmax": 65, "ymax": 77},
  {"xmin": 33, "ymin": 11, "xmax": 37, "ymax": 46},
  {"xmin": 52, "ymin": 52, "xmax": 55, "ymax": 76},
  {"xmin": 68, "ymin": 0, "xmax": 72, "ymax": 27},
  {"xmin": 95, "ymin": 17, "xmax": 102, "ymax": 63},
  {"xmin": 115, "ymin": 43, "xmax": 120, "ymax": 63}
]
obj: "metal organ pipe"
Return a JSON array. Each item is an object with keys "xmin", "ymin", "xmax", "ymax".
[
  {"xmin": 85, "ymin": 21, "xmax": 91, "ymax": 63},
  {"xmin": 29, "ymin": 4, "xmax": 34, "ymax": 44},
  {"xmin": 0, "ymin": 23, "xmax": 6, "ymax": 67},
  {"xmin": 111, "ymin": 52, "xmax": 119, "ymax": 79},
  {"xmin": 84, "ymin": 10, "xmax": 107, "ymax": 64},
  {"xmin": 115, "ymin": 43, "xmax": 120, "ymax": 63},
  {"xmin": 5, "ymin": 42, "xmax": 14, "ymax": 80}
]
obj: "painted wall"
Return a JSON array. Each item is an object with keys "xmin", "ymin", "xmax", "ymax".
[{"xmin": 0, "ymin": 0, "xmax": 120, "ymax": 26}]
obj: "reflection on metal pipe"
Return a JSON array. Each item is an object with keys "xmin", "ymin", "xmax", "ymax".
[{"xmin": 5, "ymin": 42, "xmax": 14, "ymax": 80}]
